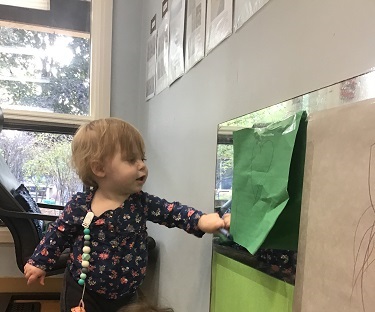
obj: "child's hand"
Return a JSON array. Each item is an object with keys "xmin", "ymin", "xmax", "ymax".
[
  {"xmin": 222, "ymin": 213, "xmax": 231, "ymax": 229},
  {"xmin": 24, "ymin": 263, "xmax": 46, "ymax": 286},
  {"xmin": 198, "ymin": 213, "xmax": 225, "ymax": 233}
]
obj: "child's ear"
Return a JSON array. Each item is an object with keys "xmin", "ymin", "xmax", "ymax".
[{"xmin": 90, "ymin": 160, "xmax": 106, "ymax": 178}]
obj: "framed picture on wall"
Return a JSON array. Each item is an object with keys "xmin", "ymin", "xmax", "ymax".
[
  {"xmin": 233, "ymin": 0, "xmax": 269, "ymax": 32},
  {"xmin": 169, "ymin": 0, "xmax": 186, "ymax": 85},
  {"xmin": 156, "ymin": 0, "xmax": 170, "ymax": 95},
  {"xmin": 146, "ymin": 15, "xmax": 157, "ymax": 101},
  {"xmin": 185, "ymin": 0, "xmax": 206, "ymax": 72},
  {"xmin": 205, "ymin": 0, "xmax": 233, "ymax": 55}
]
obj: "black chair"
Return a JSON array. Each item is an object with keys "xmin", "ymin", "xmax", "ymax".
[
  {"xmin": 0, "ymin": 154, "xmax": 68, "ymax": 276},
  {"xmin": 0, "ymin": 153, "xmax": 67, "ymax": 311}
]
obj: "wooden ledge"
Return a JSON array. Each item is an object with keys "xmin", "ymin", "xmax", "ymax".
[{"xmin": 0, "ymin": 277, "xmax": 63, "ymax": 293}]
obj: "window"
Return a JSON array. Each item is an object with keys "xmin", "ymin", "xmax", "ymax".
[
  {"xmin": 0, "ymin": 129, "xmax": 81, "ymax": 207},
  {"xmin": 0, "ymin": 27, "xmax": 91, "ymax": 116},
  {"xmin": 0, "ymin": 0, "xmax": 112, "ymax": 128},
  {"xmin": 0, "ymin": 0, "xmax": 113, "ymax": 208}
]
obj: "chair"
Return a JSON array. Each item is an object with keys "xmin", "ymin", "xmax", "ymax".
[
  {"xmin": 0, "ymin": 153, "xmax": 68, "ymax": 276},
  {"xmin": 0, "ymin": 153, "xmax": 68, "ymax": 311}
]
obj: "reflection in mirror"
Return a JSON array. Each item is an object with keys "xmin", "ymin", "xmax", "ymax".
[{"xmin": 214, "ymin": 70, "xmax": 375, "ymax": 285}]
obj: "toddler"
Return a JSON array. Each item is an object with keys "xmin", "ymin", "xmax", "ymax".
[{"xmin": 24, "ymin": 118, "xmax": 230, "ymax": 312}]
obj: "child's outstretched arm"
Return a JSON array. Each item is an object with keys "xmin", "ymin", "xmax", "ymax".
[
  {"xmin": 24, "ymin": 263, "xmax": 46, "ymax": 285},
  {"xmin": 143, "ymin": 192, "xmax": 231, "ymax": 237}
]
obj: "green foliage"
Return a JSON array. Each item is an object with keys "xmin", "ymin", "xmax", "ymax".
[
  {"xmin": 0, "ymin": 130, "xmax": 80, "ymax": 205},
  {"xmin": 0, "ymin": 26, "xmax": 89, "ymax": 204},
  {"xmin": 216, "ymin": 144, "xmax": 233, "ymax": 189},
  {"xmin": 0, "ymin": 131, "xmax": 32, "ymax": 182},
  {"xmin": 23, "ymin": 139, "xmax": 80, "ymax": 205},
  {"xmin": 0, "ymin": 26, "xmax": 90, "ymax": 115}
]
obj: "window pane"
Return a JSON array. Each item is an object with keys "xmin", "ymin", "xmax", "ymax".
[
  {"xmin": 0, "ymin": 26, "xmax": 90, "ymax": 115},
  {"xmin": 0, "ymin": 0, "xmax": 50, "ymax": 11},
  {"xmin": 0, "ymin": 129, "xmax": 83, "ymax": 208}
]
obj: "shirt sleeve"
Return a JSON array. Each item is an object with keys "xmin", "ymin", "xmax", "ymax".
[
  {"xmin": 141, "ymin": 192, "xmax": 205, "ymax": 237},
  {"xmin": 27, "ymin": 196, "xmax": 83, "ymax": 271}
]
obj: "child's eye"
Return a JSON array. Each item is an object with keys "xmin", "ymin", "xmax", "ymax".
[{"xmin": 127, "ymin": 158, "xmax": 146, "ymax": 164}]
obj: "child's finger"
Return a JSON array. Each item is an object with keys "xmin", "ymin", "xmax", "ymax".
[
  {"xmin": 26, "ymin": 272, "xmax": 45, "ymax": 286},
  {"xmin": 24, "ymin": 269, "xmax": 32, "ymax": 280},
  {"xmin": 223, "ymin": 213, "xmax": 231, "ymax": 229},
  {"xmin": 27, "ymin": 274, "xmax": 38, "ymax": 285},
  {"xmin": 212, "ymin": 217, "xmax": 224, "ymax": 230}
]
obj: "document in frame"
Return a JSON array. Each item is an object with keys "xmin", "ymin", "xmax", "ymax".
[
  {"xmin": 156, "ymin": 0, "xmax": 170, "ymax": 95},
  {"xmin": 169, "ymin": 0, "xmax": 186, "ymax": 85},
  {"xmin": 234, "ymin": 0, "xmax": 269, "ymax": 32},
  {"xmin": 185, "ymin": 0, "xmax": 206, "ymax": 72},
  {"xmin": 206, "ymin": 0, "xmax": 233, "ymax": 55},
  {"xmin": 146, "ymin": 15, "xmax": 157, "ymax": 101}
]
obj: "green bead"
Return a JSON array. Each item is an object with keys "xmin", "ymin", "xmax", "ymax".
[
  {"xmin": 78, "ymin": 279, "xmax": 85, "ymax": 286},
  {"xmin": 83, "ymin": 228, "xmax": 90, "ymax": 235},
  {"xmin": 82, "ymin": 253, "xmax": 90, "ymax": 261},
  {"xmin": 84, "ymin": 234, "xmax": 91, "ymax": 241},
  {"xmin": 80, "ymin": 273, "xmax": 87, "ymax": 280},
  {"xmin": 84, "ymin": 241, "xmax": 90, "ymax": 246},
  {"xmin": 81, "ymin": 268, "xmax": 88, "ymax": 274}
]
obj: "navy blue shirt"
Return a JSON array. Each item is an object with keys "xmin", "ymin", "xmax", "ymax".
[{"xmin": 28, "ymin": 190, "xmax": 205, "ymax": 299}]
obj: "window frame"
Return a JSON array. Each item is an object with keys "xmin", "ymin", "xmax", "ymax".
[{"xmin": 1, "ymin": 0, "xmax": 113, "ymax": 130}]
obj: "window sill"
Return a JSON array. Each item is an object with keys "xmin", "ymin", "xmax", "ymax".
[{"xmin": 0, "ymin": 227, "xmax": 13, "ymax": 244}]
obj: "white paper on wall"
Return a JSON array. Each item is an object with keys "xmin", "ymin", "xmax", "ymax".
[
  {"xmin": 156, "ymin": 11, "xmax": 170, "ymax": 95},
  {"xmin": 205, "ymin": 0, "xmax": 233, "ymax": 55},
  {"xmin": 293, "ymin": 100, "xmax": 375, "ymax": 312},
  {"xmin": 146, "ymin": 31, "xmax": 157, "ymax": 101},
  {"xmin": 185, "ymin": 0, "xmax": 206, "ymax": 72},
  {"xmin": 233, "ymin": 0, "xmax": 269, "ymax": 32},
  {"xmin": 169, "ymin": 0, "xmax": 186, "ymax": 85}
]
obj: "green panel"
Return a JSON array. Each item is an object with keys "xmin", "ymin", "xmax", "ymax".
[{"xmin": 210, "ymin": 252, "xmax": 294, "ymax": 312}]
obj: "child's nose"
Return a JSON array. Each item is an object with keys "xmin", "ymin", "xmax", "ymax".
[{"xmin": 137, "ymin": 159, "xmax": 146, "ymax": 169}]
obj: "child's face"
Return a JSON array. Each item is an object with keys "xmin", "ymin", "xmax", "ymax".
[{"xmin": 101, "ymin": 151, "xmax": 148, "ymax": 196}]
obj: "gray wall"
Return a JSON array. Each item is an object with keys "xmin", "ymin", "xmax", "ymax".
[
  {"xmin": 111, "ymin": 0, "xmax": 375, "ymax": 311},
  {"xmin": 110, "ymin": 1, "xmax": 142, "ymax": 124}
]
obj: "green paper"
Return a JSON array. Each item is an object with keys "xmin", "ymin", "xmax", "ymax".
[
  {"xmin": 210, "ymin": 252, "xmax": 294, "ymax": 312},
  {"xmin": 231, "ymin": 111, "xmax": 307, "ymax": 254}
]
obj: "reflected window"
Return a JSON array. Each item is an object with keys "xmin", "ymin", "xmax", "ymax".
[{"xmin": 215, "ymin": 144, "xmax": 233, "ymax": 205}]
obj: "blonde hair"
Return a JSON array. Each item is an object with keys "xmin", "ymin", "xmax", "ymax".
[{"xmin": 71, "ymin": 118, "xmax": 145, "ymax": 187}]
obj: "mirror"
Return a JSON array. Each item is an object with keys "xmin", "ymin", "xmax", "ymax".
[{"xmin": 213, "ymin": 70, "xmax": 375, "ymax": 285}]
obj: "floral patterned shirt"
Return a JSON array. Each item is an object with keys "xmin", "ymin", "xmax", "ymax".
[{"xmin": 28, "ymin": 190, "xmax": 204, "ymax": 299}]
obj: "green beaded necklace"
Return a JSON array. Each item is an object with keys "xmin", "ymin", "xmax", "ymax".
[
  {"xmin": 78, "ymin": 227, "xmax": 91, "ymax": 285},
  {"xmin": 73, "ymin": 211, "xmax": 95, "ymax": 310}
]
